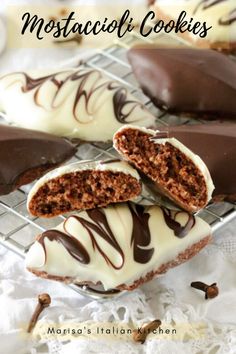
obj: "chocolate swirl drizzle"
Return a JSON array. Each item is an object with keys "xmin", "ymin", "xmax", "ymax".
[
  {"xmin": 161, "ymin": 208, "xmax": 195, "ymax": 238},
  {"xmin": 219, "ymin": 9, "xmax": 236, "ymax": 25},
  {"xmin": 193, "ymin": 0, "xmax": 236, "ymax": 26},
  {"xmin": 194, "ymin": 0, "xmax": 227, "ymax": 14},
  {"xmin": 129, "ymin": 204, "xmax": 154, "ymax": 264},
  {"xmin": 3, "ymin": 69, "xmax": 146, "ymax": 125},
  {"xmin": 112, "ymin": 86, "xmax": 144, "ymax": 123},
  {"xmin": 38, "ymin": 204, "xmax": 196, "ymax": 270},
  {"xmin": 38, "ymin": 230, "xmax": 90, "ymax": 264},
  {"xmin": 65, "ymin": 209, "xmax": 125, "ymax": 270}
]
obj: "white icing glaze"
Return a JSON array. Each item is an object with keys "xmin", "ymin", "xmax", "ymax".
[
  {"xmin": 0, "ymin": 18, "xmax": 6, "ymax": 57},
  {"xmin": 25, "ymin": 203, "xmax": 211, "ymax": 289},
  {"xmin": 114, "ymin": 124, "xmax": 158, "ymax": 138},
  {"xmin": 152, "ymin": 0, "xmax": 236, "ymax": 44},
  {"xmin": 0, "ymin": 68, "xmax": 156, "ymax": 142},
  {"xmin": 27, "ymin": 159, "xmax": 141, "ymax": 211},
  {"xmin": 113, "ymin": 125, "xmax": 215, "ymax": 204}
]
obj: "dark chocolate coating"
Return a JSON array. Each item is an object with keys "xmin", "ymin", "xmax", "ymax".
[
  {"xmin": 128, "ymin": 46, "xmax": 236, "ymax": 120},
  {"xmin": 158, "ymin": 123, "xmax": 236, "ymax": 199},
  {"xmin": 0, "ymin": 124, "xmax": 76, "ymax": 195}
]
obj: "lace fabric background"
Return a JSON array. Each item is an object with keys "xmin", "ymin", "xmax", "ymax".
[{"xmin": 0, "ymin": 217, "xmax": 235, "ymax": 354}]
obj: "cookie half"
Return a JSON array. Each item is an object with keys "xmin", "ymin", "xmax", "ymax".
[
  {"xmin": 158, "ymin": 123, "xmax": 236, "ymax": 202},
  {"xmin": 27, "ymin": 159, "xmax": 142, "ymax": 217},
  {"xmin": 113, "ymin": 125, "xmax": 214, "ymax": 212}
]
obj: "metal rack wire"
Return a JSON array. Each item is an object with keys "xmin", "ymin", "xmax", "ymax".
[{"xmin": 0, "ymin": 28, "xmax": 235, "ymax": 298}]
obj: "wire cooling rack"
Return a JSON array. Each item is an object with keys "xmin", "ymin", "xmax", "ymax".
[{"xmin": 0, "ymin": 27, "xmax": 235, "ymax": 298}]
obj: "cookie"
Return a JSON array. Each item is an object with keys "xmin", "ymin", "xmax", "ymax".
[
  {"xmin": 0, "ymin": 124, "xmax": 76, "ymax": 195},
  {"xmin": 0, "ymin": 68, "xmax": 156, "ymax": 142},
  {"xmin": 27, "ymin": 159, "xmax": 141, "ymax": 217},
  {"xmin": 158, "ymin": 123, "xmax": 236, "ymax": 202},
  {"xmin": 150, "ymin": 0, "xmax": 236, "ymax": 52},
  {"xmin": 26, "ymin": 202, "xmax": 212, "ymax": 291},
  {"xmin": 113, "ymin": 125, "xmax": 214, "ymax": 212},
  {"xmin": 127, "ymin": 46, "xmax": 236, "ymax": 120}
]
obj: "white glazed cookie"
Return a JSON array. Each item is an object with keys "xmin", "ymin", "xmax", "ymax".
[
  {"xmin": 0, "ymin": 68, "xmax": 156, "ymax": 142},
  {"xmin": 26, "ymin": 202, "xmax": 212, "ymax": 290},
  {"xmin": 151, "ymin": 0, "xmax": 236, "ymax": 50},
  {"xmin": 0, "ymin": 18, "xmax": 6, "ymax": 56},
  {"xmin": 27, "ymin": 159, "xmax": 142, "ymax": 217}
]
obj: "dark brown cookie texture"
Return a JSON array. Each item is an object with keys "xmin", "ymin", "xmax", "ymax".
[
  {"xmin": 27, "ymin": 159, "xmax": 142, "ymax": 218},
  {"xmin": 113, "ymin": 126, "xmax": 214, "ymax": 213},
  {"xmin": 0, "ymin": 124, "xmax": 76, "ymax": 195},
  {"xmin": 158, "ymin": 123, "xmax": 236, "ymax": 201},
  {"xmin": 127, "ymin": 46, "xmax": 236, "ymax": 120}
]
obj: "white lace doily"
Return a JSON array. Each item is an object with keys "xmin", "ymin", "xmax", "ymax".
[{"xmin": 0, "ymin": 217, "xmax": 236, "ymax": 354}]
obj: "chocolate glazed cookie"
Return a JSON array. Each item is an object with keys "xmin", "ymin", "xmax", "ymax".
[
  {"xmin": 128, "ymin": 46, "xmax": 236, "ymax": 120},
  {"xmin": 0, "ymin": 124, "xmax": 76, "ymax": 195}
]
